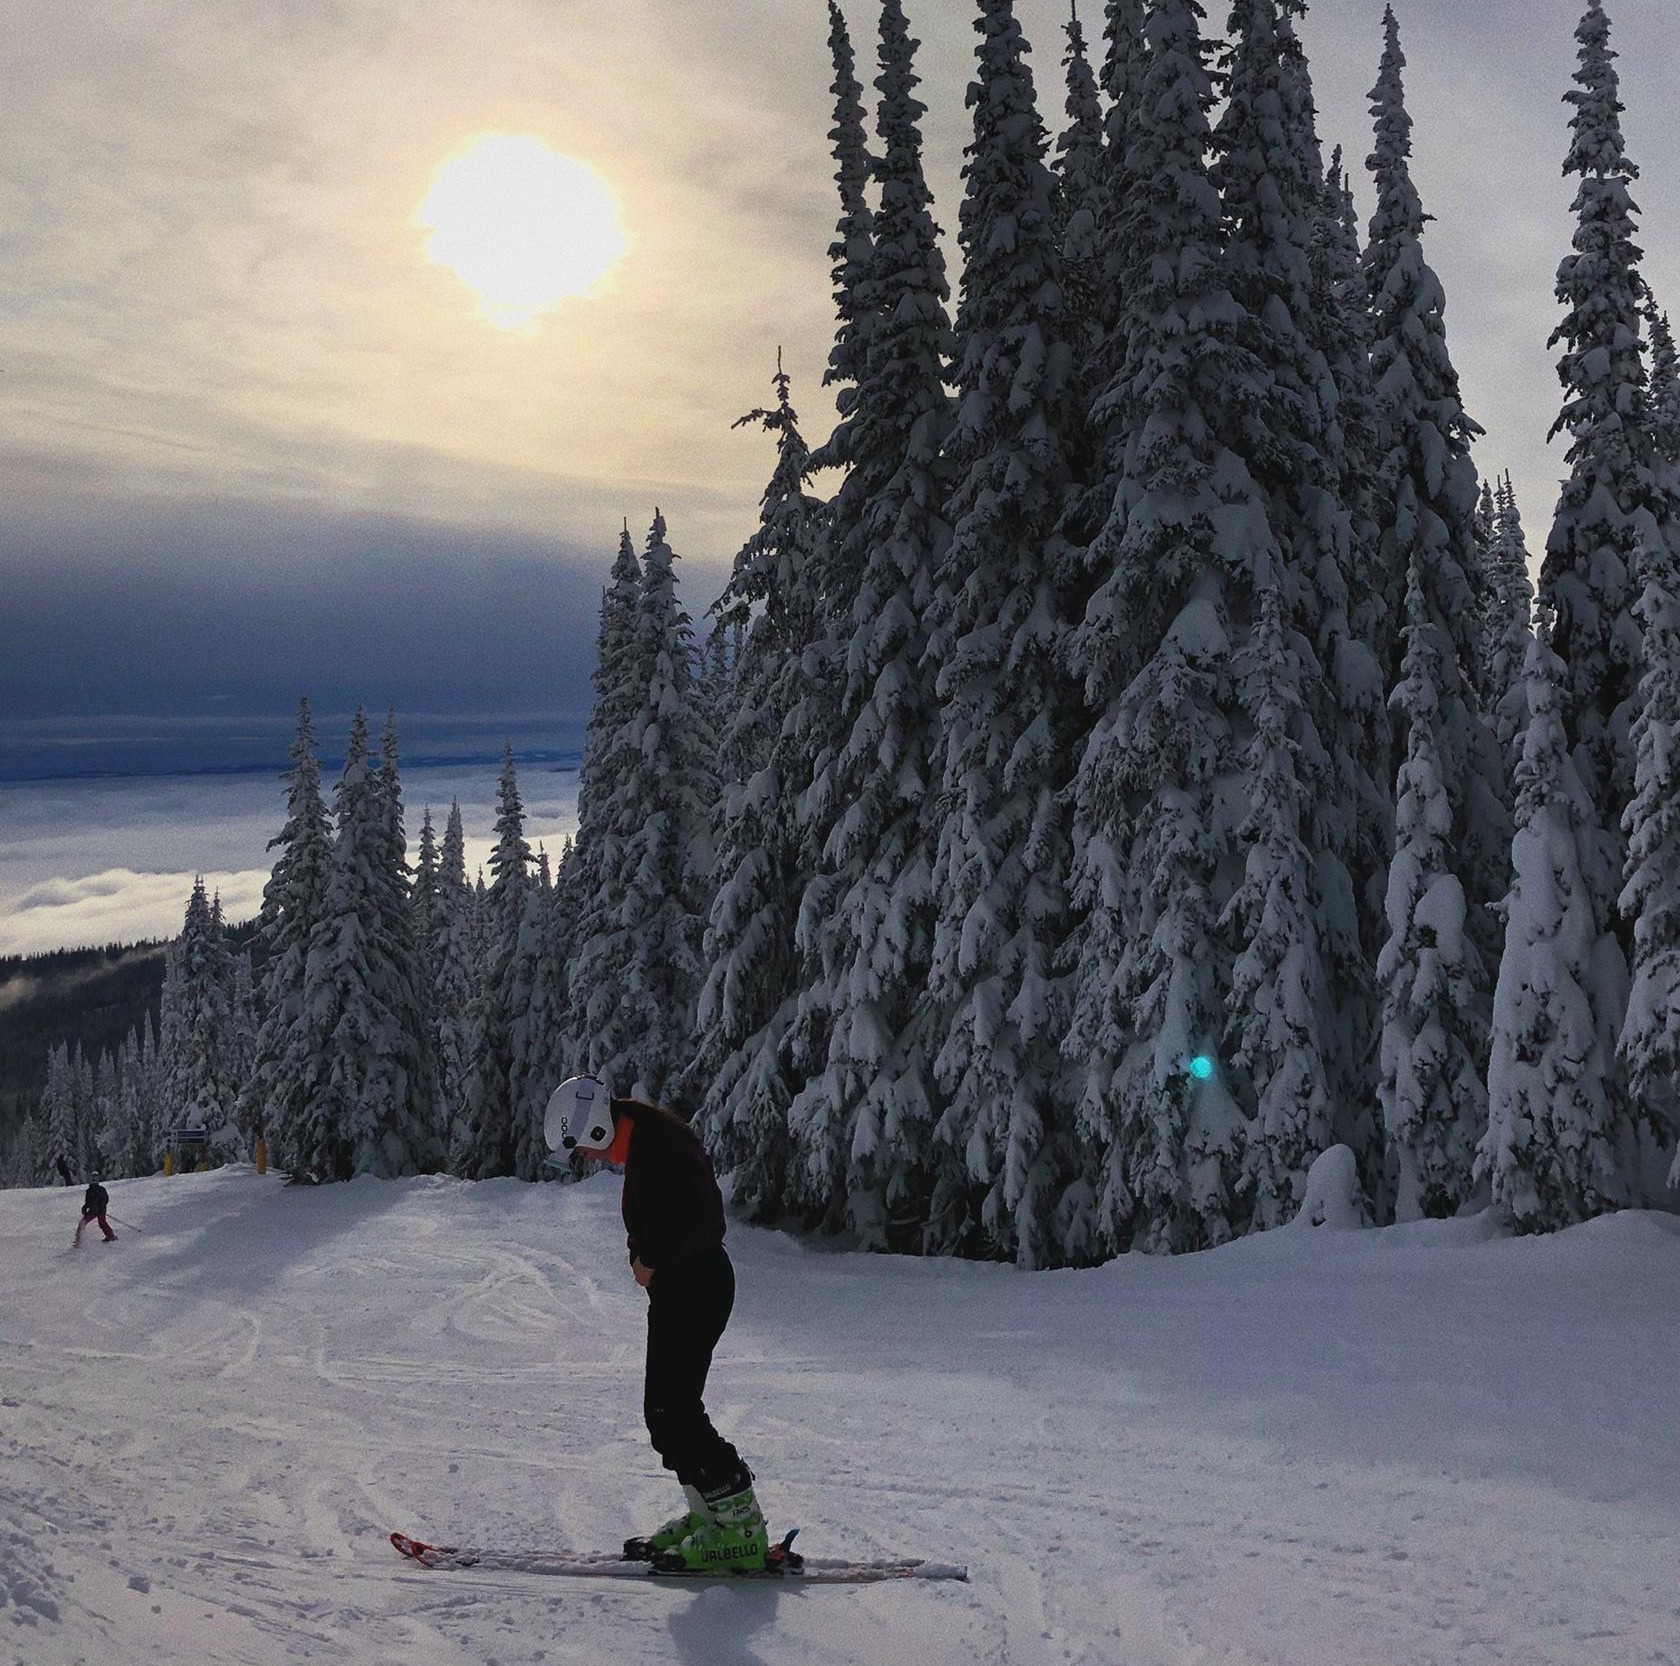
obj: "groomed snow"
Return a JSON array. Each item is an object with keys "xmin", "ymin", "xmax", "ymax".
[{"xmin": 3, "ymin": 1167, "xmax": 1677, "ymax": 1665}]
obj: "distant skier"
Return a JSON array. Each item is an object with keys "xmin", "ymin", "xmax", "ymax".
[
  {"xmin": 56, "ymin": 1155, "xmax": 74, "ymax": 1186},
  {"xmin": 545, "ymin": 1075, "xmax": 767, "ymax": 1572},
  {"xmin": 75, "ymin": 1178, "xmax": 116, "ymax": 1245}
]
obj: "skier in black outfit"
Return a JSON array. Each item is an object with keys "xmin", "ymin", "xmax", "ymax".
[
  {"xmin": 76, "ymin": 1178, "xmax": 116, "ymax": 1244},
  {"xmin": 545, "ymin": 1075, "xmax": 767, "ymax": 1571}
]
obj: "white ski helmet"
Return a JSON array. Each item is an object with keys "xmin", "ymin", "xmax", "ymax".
[{"xmin": 545, "ymin": 1075, "xmax": 615, "ymax": 1154}]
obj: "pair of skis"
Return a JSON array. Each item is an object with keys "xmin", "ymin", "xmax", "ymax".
[{"xmin": 390, "ymin": 1529, "xmax": 967, "ymax": 1586}]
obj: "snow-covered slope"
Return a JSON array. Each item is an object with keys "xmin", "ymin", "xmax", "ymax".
[{"xmin": 3, "ymin": 1168, "xmax": 1677, "ymax": 1665}]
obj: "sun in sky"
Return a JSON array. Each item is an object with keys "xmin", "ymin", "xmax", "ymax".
[{"xmin": 415, "ymin": 134, "xmax": 629, "ymax": 332}]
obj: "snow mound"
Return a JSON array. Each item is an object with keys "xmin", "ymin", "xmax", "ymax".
[{"xmin": 1290, "ymin": 1143, "xmax": 1370, "ymax": 1230}]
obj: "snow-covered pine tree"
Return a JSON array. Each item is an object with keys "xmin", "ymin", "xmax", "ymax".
[
  {"xmin": 41, "ymin": 1044, "xmax": 76, "ymax": 1182},
  {"xmin": 431, "ymin": 799, "xmax": 477, "ymax": 1154},
  {"xmin": 372, "ymin": 714, "xmax": 440, "ymax": 1166},
  {"xmin": 508, "ymin": 844, "xmax": 567, "ymax": 1180},
  {"xmin": 1481, "ymin": 632, "xmax": 1628, "ymax": 1227},
  {"xmin": 924, "ymin": 0, "xmax": 1083, "ymax": 1266},
  {"xmin": 693, "ymin": 360, "xmax": 829, "ymax": 1218},
  {"xmin": 771, "ymin": 2, "xmax": 874, "ymax": 1187},
  {"xmin": 4, "ymin": 1111, "xmax": 42, "ymax": 1188},
  {"xmin": 1376, "ymin": 559, "xmax": 1489, "ymax": 1219},
  {"xmin": 1541, "ymin": 0, "xmax": 1653, "ymax": 916},
  {"xmin": 1363, "ymin": 6, "xmax": 1510, "ymax": 1025},
  {"xmin": 789, "ymin": 0, "xmax": 956, "ymax": 1247},
  {"xmin": 136, "ymin": 1012, "xmax": 161, "ymax": 1175},
  {"xmin": 411, "ymin": 806, "xmax": 441, "ymax": 1036},
  {"xmin": 571, "ymin": 514, "xmax": 715, "ymax": 1102},
  {"xmin": 454, "ymin": 745, "xmax": 532, "ymax": 1178},
  {"xmin": 1065, "ymin": 0, "xmax": 1276, "ymax": 1255},
  {"xmin": 227, "ymin": 952, "xmax": 258, "ymax": 1106},
  {"xmin": 245, "ymin": 699, "xmax": 334, "ymax": 1166},
  {"xmin": 562, "ymin": 527, "xmax": 644, "ymax": 1052},
  {"xmin": 1052, "ymin": 1, "xmax": 1106, "ymax": 442},
  {"xmin": 1644, "ymin": 301, "xmax": 1680, "ymax": 465},
  {"xmin": 1222, "ymin": 578, "xmax": 1336, "ymax": 1230},
  {"xmin": 292, "ymin": 711, "xmax": 436, "ymax": 1180},
  {"xmin": 1486, "ymin": 474, "xmax": 1538, "ymax": 777},
  {"xmin": 1212, "ymin": 0, "xmax": 1381, "ymax": 1202},
  {"xmin": 161, "ymin": 877, "xmax": 238, "ymax": 1156},
  {"xmin": 1096, "ymin": 0, "xmax": 1148, "ymax": 341},
  {"xmin": 1619, "ymin": 522, "xmax": 1680, "ymax": 1186}
]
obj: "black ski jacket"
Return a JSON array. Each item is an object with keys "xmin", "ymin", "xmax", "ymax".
[
  {"xmin": 615, "ymin": 1100, "xmax": 726, "ymax": 1277},
  {"xmin": 83, "ymin": 1183, "xmax": 108, "ymax": 1216}
]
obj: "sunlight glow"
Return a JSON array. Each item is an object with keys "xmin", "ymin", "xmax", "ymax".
[{"xmin": 416, "ymin": 134, "xmax": 628, "ymax": 331}]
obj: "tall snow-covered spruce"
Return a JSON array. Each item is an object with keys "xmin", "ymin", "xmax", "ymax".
[
  {"xmin": 567, "ymin": 514, "xmax": 715, "ymax": 1102},
  {"xmin": 1362, "ymin": 8, "xmax": 1509, "ymax": 1213},
  {"xmin": 925, "ymin": 0, "xmax": 1083, "ymax": 1266},
  {"xmin": 1212, "ymin": 0, "xmax": 1381, "ymax": 1212},
  {"xmin": 788, "ymin": 0, "xmax": 955, "ymax": 1246},
  {"xmin": 454, "ymin": 745, "xmax": 532, "ymax": 1178},
  {"xmin": 300, "ymin": 712, "xmax": 437, "ymax": 1180},
  {"xmin": 1481, "ymin": 633, "xmax": 1626, "ymax": 1226},
  {"xmin": 1377, "ymin": 562, "xmax": 1488, "ymax": 1219},
  {"xmin": 1488, "ymin": 0, "xmax": 1677, "ymax": 1220},
  {"xmin": 694, "ymin": 360, "xmax": 828, "ymax": 1217},
  {"xmin": 1618, "ymin": 526, "xmax": 1680, "ymax": 1186},
  {"xmin": 246, "ymin": 699, "xmax": 333, "ymax": 1166},
  {"xmin": 1541, "ymin": 0, "xmax": 1654, "ymax": 878},
  {"xmin": 1066, "ymin": 0, "xmax": 1282, "ymax": 1254}
]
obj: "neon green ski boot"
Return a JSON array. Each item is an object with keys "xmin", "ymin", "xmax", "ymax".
[
  {"xmin": 624, "ymin": 1484, "xmax": 709, "ymax": 1560},
  {"xmin": 652, "ymin": 1481, "xmax": 768, "ymax": 1574}
]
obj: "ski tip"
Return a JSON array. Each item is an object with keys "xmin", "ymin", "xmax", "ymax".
[{"xmin": 390, "ymin": 1531, "xmax": 435, "ymax": 1563}]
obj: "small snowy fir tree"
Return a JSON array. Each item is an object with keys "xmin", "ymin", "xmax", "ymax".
[
  {"xmin": 1485, "ymin": 474, "xmax": 1538, "ymax": 776},
  {"xmin": 508, "ymin": 846, "xmax": 568, "ymax": 1180},
  {"xmin": 569, "ymin": 515, "xmax": 715, "ymax": 1101},
  {"xmin": 410, "ymin": 807, "xmax": 442, "ymax": 1046},
  {"xmin": 1052, "ymin": 1, "xmax": 1106, "ymax": 434},
  {"xmin": 161, "ymin": 877, "xmax": 238, "ymax": 1155},
  {"xmin": 1481, "ymin": 633, "xmax": 1630, "ymax": 1228},
  {"xmin": 454, "ymin": 746, "xmax": 532, "ymax": 1178},
  {"xmin": 246, "ymin": 699, "xmax": 334, "ymax": 1164},
  {"xmin": 1644, "ymin": 301, "xmax": 1680, "ymax": 466},
  {"xmin": 694, "ymin": 359, "xmax": 829, "ymax": 1218},
  {"xmin": 293, "ymin": 711, "xmax": 437, "ymax": 1180},
  {"xmin": 925, "ymin": 0, "xmax": 1083, "ymax": 1266},
  {"xmin": 565, "ymin": 526, "xmax": 644, "ymax": 942},
  {"xmin": 431, "ymin": 799, "xmax": 478, "ymax": 1154},
  {"xmin": 1376, "ymin": 561, "xmax": 1489, "ymax": 1219},
  {"xmin": 41, "ymin": 1044, "xmax": 77, "ymax": 1183}
]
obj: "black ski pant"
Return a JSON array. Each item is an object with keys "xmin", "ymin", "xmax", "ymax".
[{"xmin": 643, "ymin": 1244, "xmax": 748, "ymax": 1498}]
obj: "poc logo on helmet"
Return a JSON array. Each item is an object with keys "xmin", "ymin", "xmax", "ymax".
[{"xmin": 544, "ymin": 1075, "xmax": 614, "ymax": 1153}]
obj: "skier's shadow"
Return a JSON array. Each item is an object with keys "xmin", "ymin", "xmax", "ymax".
[{"xmin": 664, "ymin": 1579, "xmax": 786, "ymax": 1666}]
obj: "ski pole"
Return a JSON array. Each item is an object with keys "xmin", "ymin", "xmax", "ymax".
[{"xmin": 105, "ymin": 1214, "xmax": 144, "ymax": 1234}]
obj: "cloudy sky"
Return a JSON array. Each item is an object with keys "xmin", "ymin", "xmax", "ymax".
[{"xmin": 2, "ymin": 0, "xmax": 1677, "ymax": 739}]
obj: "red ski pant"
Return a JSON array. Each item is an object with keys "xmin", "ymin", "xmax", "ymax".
[{"xmin": 75, "ymin": 1212, "xmax": 115, "ymax": 1243}]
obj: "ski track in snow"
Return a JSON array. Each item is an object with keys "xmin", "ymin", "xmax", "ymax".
[{"xmin": 2, "ymin": 1169, "xmax": 1678, "ymax": 1665}]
